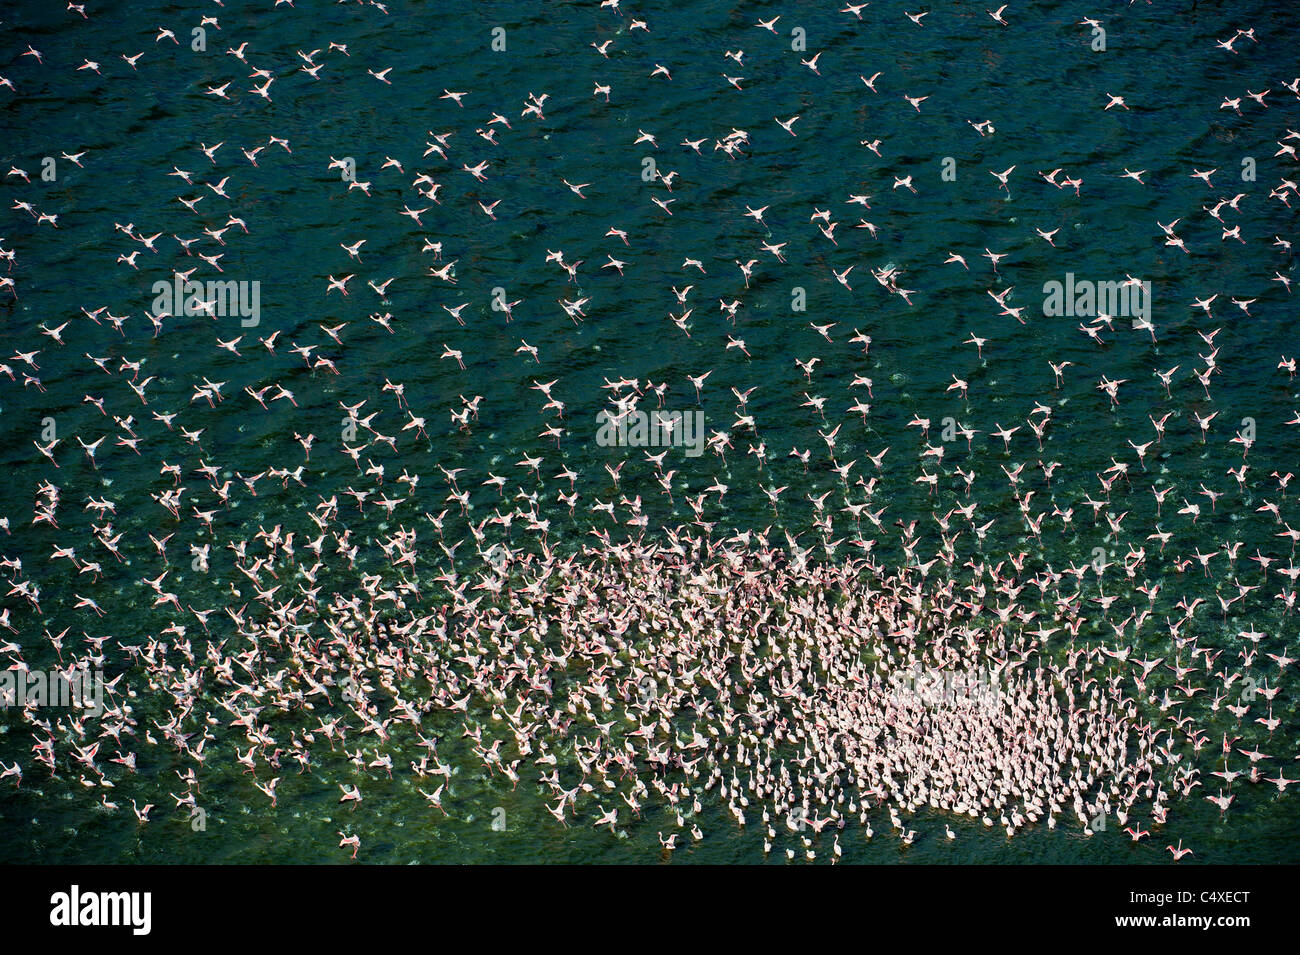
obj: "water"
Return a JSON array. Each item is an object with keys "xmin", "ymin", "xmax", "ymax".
[{"xmin": 0, "ymin": 0, "xmax": 1297, "ymax": 863}]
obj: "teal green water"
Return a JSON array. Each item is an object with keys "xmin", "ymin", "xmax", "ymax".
[{"xmin": 0, "ymin": 0, "xmax": 1298, "ymax": 863}]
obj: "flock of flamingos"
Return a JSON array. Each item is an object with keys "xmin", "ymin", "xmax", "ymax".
[{"xmin": 1, "ymin": 1, "xmax": 1298, "ymax": 863}]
